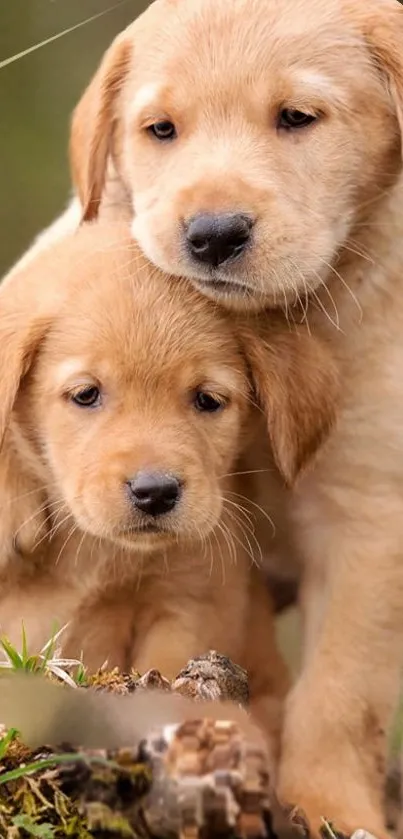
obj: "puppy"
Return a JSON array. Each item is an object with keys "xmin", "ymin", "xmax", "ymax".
[
  {"xmin": 0, "ymin": 221, "xmax": 337, "ymax": 747},
  {"xmin": 7, "ymin": 0, "xmax": 403, "ymax": 831},
  {"xmin": 57, "ymin": 1, "xmax": 403, "ymax": 834}
]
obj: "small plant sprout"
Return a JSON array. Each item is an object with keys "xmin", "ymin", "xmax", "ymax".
[
  {"xmin": 0, "ymin": 726, "xmax": 19, "ymax": 760},
  {"xmin": 0, "ymin": 623, "xmax": 85, "ymax": 688}
]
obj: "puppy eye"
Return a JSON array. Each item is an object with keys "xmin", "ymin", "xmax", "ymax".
[
  {"xmin": 71, "ymin": 386, "xmax": 101, "ymax": 408},
  {"xmin": 278, "ymin": 109, "xmax": 317, "ymax": 130},
  {"xmin": 194, "ymin": 391, "xmax": 225, "ymax": 413},
  {"xmin": 148, "ymin": 120, "xmax": 177, "ymax": 141}
]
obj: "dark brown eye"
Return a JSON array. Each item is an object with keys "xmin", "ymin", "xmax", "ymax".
[
  {"xmin": 71, "ymin": 386, "xmax": 101, "ymax": 408},
  {"xmin": 279, "ymin": 109, "xmax": 317, "ymax": 130},
  {"xmin": 194, "ymin": 391, "xmax": 225, "ymax": 413},
  {"xmin": 148, "ymin": 120, "xmax": 177, "ymax": 141}
]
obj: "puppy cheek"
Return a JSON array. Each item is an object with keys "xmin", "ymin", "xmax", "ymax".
[
  {"xmin": 131, "ymin": 204, "xmax": 190, "ymax": 277},
  {"xmin": 39, "ymin": 441, "xmax": 76, "ymax": 513},
  {"xmin": 178, "ymin": 459, "xmax": 223, "ymax": 535},
  {"xmin": 242, "ymin": 218, "xmax": 343, "ymax": 303},
  {"xmin": 75, "ymin": 476, "xmax": 131, "ymax": 536},
  {"xmin": 42, "ymin": 443, "xmax": 113, "ymax": 534},
  {"xmin": 131, "ymin": 210, "xmax": 171, "ymax": 272},
  {"xmin": 183, "ymin": 481, "xmax": 224, "ymax": 537},
  {"xmin": 56, "ymin": 471, "xmax": 90, "ymax": 527}
]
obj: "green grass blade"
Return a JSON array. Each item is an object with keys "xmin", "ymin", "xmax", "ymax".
[
  {"xmin": 21, "ymin": 622, "xmax": 28, "ymax": 665},
  {"xmin": 0, "ymin": 636, "xmax": 23, "ymax": 669},
  {"xmin": 0, "ymin": 752, "xmax": 117, "ymax": 785},
  {"xmin": 0, "ymin": 727, "xmax": 19, "ymax": 760}
]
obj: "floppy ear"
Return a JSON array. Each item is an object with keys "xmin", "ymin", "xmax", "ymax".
[
  {"xmin": 0, "ymin": 270, "xmax": 55, "ymax": 450},
  {"xmin": 0, "ymin": 272, "xmax": 55, "ymax": 561},
  {"xmin": 355, "ymin": 0, "xmax": 403, "ymax": 149},
  {"xmin": 69, "ymin": 31, "xmax": 132, "ymax": 222},
  {"xmin": 240, "ymin": 322, "xmax": 339, "ymax": 487},
  {"xmin": 0, "ymin": 240, "xmax": 83, "ymax": 559}
]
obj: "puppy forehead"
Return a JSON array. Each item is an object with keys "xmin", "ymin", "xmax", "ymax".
[
  {"xmin": 132, "ymin": 0, "xmax": 368, "ymax": 88},
  {"xmin": 129, "ymin": 68, "xmax": 347, "ymax": 122},
  {"xmin": 45, "ymin": 285, "xmax": 246, "ymax": 390},
  {"xmin": 52, "ymin": 358, "xmax": 87, "ymax": 388},
  {"xmin": 129, "ymin": 83, "xmax": 163, "ymax": 118}
]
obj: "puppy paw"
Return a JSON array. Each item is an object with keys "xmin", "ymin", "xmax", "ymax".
[
  {"xmin": 278, "ymin": 786, "xmax": 389, "ymax": 839},
  {"xmin": 277, "ymin": 751, "xmax": 390, "ymax": 839}
]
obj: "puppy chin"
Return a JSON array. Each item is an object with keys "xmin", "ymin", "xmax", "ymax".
[
  {"xmin": 114, "ymin": 532, "xmax": 175, "ymax": 553},
  {"xmin": 191, "ymin": 276, "xmax": 267, "ymax": 313},
  {"xmin": 68, "ymin": 504, "xmax": 174, "ymax": 553}
]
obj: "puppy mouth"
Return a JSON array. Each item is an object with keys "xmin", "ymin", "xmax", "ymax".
[
  {"xmin": 121, "ymin": 522, "xmax": 165, "ymax": 536},
  {"xmin": 193, "ymin": 275, "xmax": 255, "ymax": 298}
]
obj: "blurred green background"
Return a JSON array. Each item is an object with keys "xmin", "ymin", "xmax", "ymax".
[{"xmin": 0, "ymin": 0, "xmax": 148, "ymax": 277}]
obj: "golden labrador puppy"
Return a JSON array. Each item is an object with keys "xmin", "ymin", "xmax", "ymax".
[
  {"xmin": 0, "ymin": 220, "xmax": 337, "ymax": 749},
  {"xmin": 6, "ymin": 0, "xmax": 403, "ymax": 833}
]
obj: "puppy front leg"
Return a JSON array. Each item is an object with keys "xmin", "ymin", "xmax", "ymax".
[
  {"xmin": 278, "ymin": 511, "xmax": 403, "ymax": 838},
  {"xmin": 243, "ymin": 567, "xmax": 290, "ymax": 763},
  {"xmin": 64, "ymin": 590, "xmax": 139, "ymax": 674},
  {"xmin": 132, "ymin": 614, "xmax": 211, "ymax": 681},
  {"xmin": 299, "ymin": 557, "xmax": 328, "ymax": 669}
]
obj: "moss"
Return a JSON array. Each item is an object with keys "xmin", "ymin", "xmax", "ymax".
[
  {"xmin": 0, "ymin": 770, "xmax": 92, "ymax": 837},
  {"xmin": 0, "ymin": 681, "xmax": 153, "ymax": 838},
  {"xmin": 0, "ymin": 754, "xmax": 152, "ymax": 837},
  {"xmin": 83, "ymin": 803, "xmax": 136, "ymax": 837},
  {"xmin": 86, "ymin": 669, "xmax": 139, "ymax": 695}
]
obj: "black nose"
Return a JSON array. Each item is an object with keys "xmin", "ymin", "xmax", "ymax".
[
  {"xmin": 127, "ymin": 472, "xmax": 181, "ymax": 517},
  {"xmin": 186, "ymin": 212, "xmax": 253, "ymax": 267}
]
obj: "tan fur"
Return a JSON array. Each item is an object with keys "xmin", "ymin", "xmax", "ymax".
[
  {"xmin": 68, "ymin": 0, "xmax": 402, "ymax": 309},
  {"xmin": 8, "ymin": 0, "xmax": 403, "ymax": 832},
  {"xmin": 70, "ymin": 34, "xmax": 132, "ymax": 221},
  {"xmin": 0, "ymin": 221, "xmax": 337, "ymax": 750}
]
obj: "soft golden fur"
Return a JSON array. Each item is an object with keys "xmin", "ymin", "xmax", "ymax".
[
  {"xmin": 6, "ymin": 0, "xmax": 403, "ymax": 833},
  {"xmin": 60, "ymin": 1, "xmax": 403, "ymax": 834},
  {"xmin": 0, "ymin": 220, "xmax": 338, "ymax": 748},
  {"xmin": 68, "ymin": 0, "xmax": 402, "ymax": 306}
]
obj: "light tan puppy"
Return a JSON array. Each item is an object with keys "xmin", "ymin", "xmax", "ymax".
[
  {"xmin": 0, "ymin": 221, "xmax": 337, "ymax": 746},
  {"xmin": 7, "ymin": 0, "xmax": 403, "ymax": 833},
  {"xmin": 60, "ymin": 0, "xmax": 403, "ymax": 834}
]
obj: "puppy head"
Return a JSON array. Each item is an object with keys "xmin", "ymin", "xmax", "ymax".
[
  {"xmin": 70, "ymin": 0, "xmax": 403, "ymax": 310},
  {"xmin": 0, "ymin": 223, "xmax": 337, "ymax": 556}
]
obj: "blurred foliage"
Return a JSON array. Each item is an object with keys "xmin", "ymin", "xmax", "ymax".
[{"xmin": 0, "ymin": 0, "xmax": 148, "ymax": 276}]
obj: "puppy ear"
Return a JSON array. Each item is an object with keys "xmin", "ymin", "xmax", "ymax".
[
  {"xmin": 69, "ymin": 32, "xmax": 132, "ymax": 222},
  {"xmin": 0, "ymin": 270, "xmax": 55, "ymax": 449},
  {"xmin": 239, "ymin": 322, "xmax": 339, "ymax": 487},
  {"xmin": 356, "ymin": 0, "xmax": 403, "ymax": 149},
  {"xmin": 0, "ymin": 264, "xmax": 62, "ymax": 561}
]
